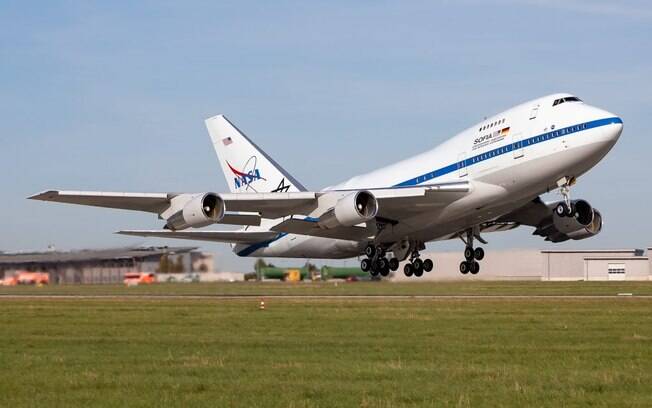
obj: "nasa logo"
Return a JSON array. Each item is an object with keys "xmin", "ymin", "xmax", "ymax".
[{"xmin": 227, "ymin": 157, "xmax": 266, "ymax": 189}]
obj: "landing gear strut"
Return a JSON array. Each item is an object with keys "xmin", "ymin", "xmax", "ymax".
[
  {"xmin": 459, "ymin": 229, "xmax": 484, "ymax": 275},
  {"xmin": 555, "ymin": 176, "xmax": 576, "ymax": 217}
]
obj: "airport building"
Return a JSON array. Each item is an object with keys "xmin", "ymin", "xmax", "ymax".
[
  {"xmin": 0, "ymin": 246, "xmax": 214, "ymax": 284},
  {"xmin": 394, "ymin": 247, "xmax": 651, "ymax": 281}
]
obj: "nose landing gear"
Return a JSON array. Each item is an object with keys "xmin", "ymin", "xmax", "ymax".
[{"xmin": 555, "ymin": 176, "xmax": 577, "ymax": 217}]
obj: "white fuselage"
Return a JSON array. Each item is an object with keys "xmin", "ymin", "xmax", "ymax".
[{"xmin": 234, "ymin": 93, "xmax": 623, "ymax": 258}]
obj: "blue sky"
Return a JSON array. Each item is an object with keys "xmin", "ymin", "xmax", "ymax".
[{"xmin": 1, "ymin": 1, "xmax": 650, "ymax": 271}]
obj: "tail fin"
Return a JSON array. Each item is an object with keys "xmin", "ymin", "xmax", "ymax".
[{"xmin": 205, "ymin": 115, "xmax": 307, "ymax": 193}]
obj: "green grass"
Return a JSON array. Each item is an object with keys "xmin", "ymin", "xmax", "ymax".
[
  {"xmin": 2, "ymin": 280, "xmax": 652, "ymax": 297},
  {"xmin": 1, "ymin": 295, "xmax": 651, "ymax": 407}
]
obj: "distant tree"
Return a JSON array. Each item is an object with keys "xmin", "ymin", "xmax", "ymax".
[
  {"xmin": 173, "ymin": 256, "xmax": 185, "ymax": 273},
  {"xmin": 305, "ymin": 262, "xmax": 318, "ymax": 273},
  {"xmin": 254, "ymin": 258, "xmax": 268, "ymax": 271},
  {"xmin": 157, "ymin": 254, "xmax": 170, "ymax": 273}
]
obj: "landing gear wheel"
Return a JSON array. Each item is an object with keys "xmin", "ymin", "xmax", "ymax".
[
  {"xmin": 388, "ymin": 258, "xmax": 400, "ymax": 271},
  {"xmin": 380, "ymin": 264, "xmax": 390, "ymax": 277},
  {"xmin": 470, "ymin": 261, "xmax": 480, "ymax": 275},
  {"xmin": 369, "ymin": 267, "xmax": 379, "ymax": 277},
  {"xmin": 378, "ymin": 257, "xmax": 388, "ymax": 272},
  {"xmin": 473, "ymin": 247, "xmax": 485, "ymax": 261},
  {"xmin": 360, "ymin": 258, "xmax": 371, "ymax": 272},
  {"xmin": 403, "ymin": 263, "xmax": 414, "ymax": 277},
  {"xmin": 414, "ymin": 262, "xmax": 424, "ymax": 277},
  {"xmin": 464, "ymin": 246, "xmax": 475, "ymax": 261},
  {"xmin": 364, "ymin": 244, "xmax": 376, "ymax": 258},
  {"xmin": 459, "ymin": 261, "xmax": 470, "ymax": 275},
  {"xmin": 555, "ymin": 202, "xmax": 569, "ymax": 217},
  {"xmin": 423, "ymin": 259, "xmax": 434, "ymax": 272}
]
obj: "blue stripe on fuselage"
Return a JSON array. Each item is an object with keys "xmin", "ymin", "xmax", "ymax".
[
  {"xmin": 394, "ymin": 117, "xmax": 621, "ymax": 187},
  {"xmin": 236, "ymin": 233, "xmax": 287, "ymax": 256}
]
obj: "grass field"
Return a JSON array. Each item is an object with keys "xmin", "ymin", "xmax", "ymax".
[
  {"xmin": 2, "ymin": 280, "xmax": 652, "ymax": 297},
  {"xmin": 1, "ymin": 283, "xmax": 651, "ymax": 407}
]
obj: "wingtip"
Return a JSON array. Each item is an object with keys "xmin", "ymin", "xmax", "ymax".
[
  {"xmin": 116, "ymin": 230, "xmax": 141, "ymax": 236},
  {"xmin": 27, "ymin": 190, "xmax": 59, "ymax": 200}
]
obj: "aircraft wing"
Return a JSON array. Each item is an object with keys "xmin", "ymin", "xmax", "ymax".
[
  {"xmin": 117, "ymin": 230, "xmax": 279, "ymax": 244},
  {"xmin": 29, "ymin": 190, "xmax": 172, "ymax": 213},
  {"xmin": 371, "ymin": 182, "xmax": 470, "ymax": 220},
  {"xmin": 271, "ymin": 218, "xmax": 372, "ymax": 241},
  {"xmin": 270, "ymin": 182, "xmax": 471, "ymax": 239},
  {"xmin": 495, "ymin": 197, "xmax": 578, "ymax": 242},
  {"xmin": 28, "ymin": 190, "xmax": 317, "ymax": 221},
  {"xmin": 29, "ymin": 182, "xmax": 469, "ymax": 235}
]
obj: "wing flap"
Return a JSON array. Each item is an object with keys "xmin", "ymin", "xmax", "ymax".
[
  {"xmin": 373, "ymin": 182, "xmax": 471, "ymax": 220},
  {"xmin": 220, "ymin": 192, "xmax": 318, "ymax": 218},
  {"xmin": 117, "ymin": 230, "xmax": 278, "ymax": 244},
  {"xmin": 271, "ymin": 218, "xmax": 371, "ymax": 241}
]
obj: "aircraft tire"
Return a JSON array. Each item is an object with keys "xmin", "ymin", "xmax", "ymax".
[
  {"xmin": 460, "ymin": 261, "xmax": 470, "ymax": 274},
  {"xmin": 470, "ymin": 261, "xmax": 480, "ymax": 275},
  {"xmin": 474, "ymin": 247, "xmax": 485, "ymax": 261},
  {"xmin": 389, "ymin": 258, "xmax": 400, "ymax": 271},
  {"xmin": 380, "ymin": 264, "xmax": 390, "ymax": 277},
  {"xmin": 423, "ymin": 258, "xmax": 433, "ymax": 272},
  {"xmin": 403, "ymin": 263, "xmax": 414, "ymax": 277},
  {"xmin": 360, "ymin": 258, "xmax": 371, "ymax": 272},
  {"xmin": 364, "ymin": 244, "xmax": 376, "ymax": 258},
  {"xmin": 414, "ymin": 263, "xmax": 424, "ymax": 277},
  {"xmin": 464, "ymin": 246, "xmax": 475, "ymax": 261},
  {"xmin": 555, "ymin": 202, "xmax": 568, "ymax": 217}
]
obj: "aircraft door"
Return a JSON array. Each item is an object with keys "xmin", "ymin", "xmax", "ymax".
[
  {"xmin": 529, "ymin": 105, "xmax": 539, "ymax": 120},
  {"xmin": 512, "ymin": 132, "xmax": 524, "ymax": 159},
  {"xmin": 457, "ymin": 152, "xmax": 468, "ymax": 177}
]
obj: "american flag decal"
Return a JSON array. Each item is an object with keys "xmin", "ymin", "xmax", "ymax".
[{"xmin": 222, "ymin": 137, "xmax": 233, "ymax": 146}]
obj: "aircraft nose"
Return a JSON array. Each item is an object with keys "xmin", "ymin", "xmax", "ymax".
[
  {"xmin": 604, "ymin": 114, "xmax": 623, "ymax": 142},
  {"xmin": 588, "ymin": 106, "xmax": 623, "ymax": 142}
]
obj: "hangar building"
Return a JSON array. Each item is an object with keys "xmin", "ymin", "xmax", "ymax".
[
  {"xmin": 0, "ymin": 246, "xmax": 214, "ymax": 284},
  {"xmin": 394, "ymin": 247, "xmax": 651, "ymax": 281}
]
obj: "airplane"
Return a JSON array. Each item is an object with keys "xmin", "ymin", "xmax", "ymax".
[{"xmin": 29, "ymin": 93, "xmax": 623, "ymax": 277}]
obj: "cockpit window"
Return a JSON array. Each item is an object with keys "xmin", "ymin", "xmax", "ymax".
[{"xmin": 552, "ymin": 96, "xmax": 582, "ymax": 106}]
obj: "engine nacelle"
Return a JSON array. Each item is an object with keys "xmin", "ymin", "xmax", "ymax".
[
  {"xmin": 165, "ymin": 193, "xmax": 224, "ymax": 230},
  {"xmin": 552, "ymin": 199, "xmax": 602, "ymax": 240},
  {"xmin": 318, "ymin": 191, "xmax": 378, "ymax": 229}
]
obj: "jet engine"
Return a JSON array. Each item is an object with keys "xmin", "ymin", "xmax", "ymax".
[
  {"xmin": 551, "ymin": 199, "xmax": 602, "ymax": 241},
  {"xmin": 165, "ymin": 193, "xmax": 225, "ymax": 230},
  {"xmin": 318, "ymin": 191, "xmax": 378, "ymax": 229}
]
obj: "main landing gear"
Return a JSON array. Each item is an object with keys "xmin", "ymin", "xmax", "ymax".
[
  {"xmin": 360, "ymin": 244, "xmax": 398, "ymax": 278},
  {"xmin": 360, "ymin": 242, "xmax": 434, "ymax": 278},
  {"xmin": 402, "ymin": 248, "xmax": 433, "ymax": 278},
  {"xmin": 459, "ymin": 229, "xmax": 484, "ymax": 275}
]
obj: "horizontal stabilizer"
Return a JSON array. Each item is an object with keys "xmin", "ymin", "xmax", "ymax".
[{"xmin": 117, "ymin": 230, "xmax": 278, "ymax": 244}]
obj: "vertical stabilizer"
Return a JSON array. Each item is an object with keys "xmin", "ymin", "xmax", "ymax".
[{"xmin": 205, "ymin": 115, "xmax": 306, "ymax": 193}]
